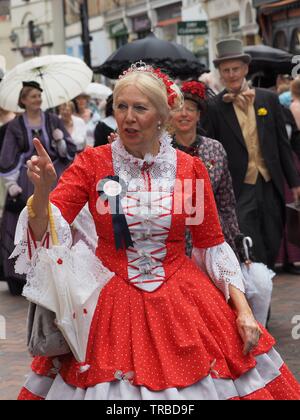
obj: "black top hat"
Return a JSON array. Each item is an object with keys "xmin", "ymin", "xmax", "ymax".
[
  {"xmin": 213, "ymin": 39, "xmax": 251, "ymax": 68},
  {"xmin": 22, "ymin": 81, "xmax": 43, "ymax": 92}
]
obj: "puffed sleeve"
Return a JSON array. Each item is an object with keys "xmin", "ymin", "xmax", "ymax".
[
  {"xmin": 50, "ymin": 147, "xmax": 95, "ymax": 224},
  {"xmin": 190, "ymin": 158, "xmax": 245, "ymax": 301}
]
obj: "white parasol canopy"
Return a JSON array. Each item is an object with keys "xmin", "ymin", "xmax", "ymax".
[
  {"xmin": 84, "ymin": 82, "xmax": 112, "ymax": 100},
  {"xmin": 0, "ymin": 55, "xmax": 93, "ymax": 112}
]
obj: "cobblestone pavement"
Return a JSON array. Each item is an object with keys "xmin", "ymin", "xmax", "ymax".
[
  {"xmin": 0, "ymin": 274, "xmax": 299, "ymax": 400},
  {"xmin": 0, "ymin": 281, "xmax": 31, "ymax": 401}
]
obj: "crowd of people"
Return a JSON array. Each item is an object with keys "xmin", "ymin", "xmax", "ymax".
[{"xmin": 0, "ymin": 39, "xmax": 300, "ymax": 400}]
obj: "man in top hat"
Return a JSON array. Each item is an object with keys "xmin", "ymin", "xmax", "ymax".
[{"xmin": 202, "ymin": 39, "xmax": 300, "ymax": 269}]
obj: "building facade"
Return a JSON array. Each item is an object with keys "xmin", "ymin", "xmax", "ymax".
[
  {"xmin": 0, "ymin": 0, "xmax": 17, "ymax": 70},
  {"xmin": 203, "ymin": 0, "xmax": 260, "ymax": 68},
  {"xmin": 253, "ymin": 0, "xmax": 300, "ymax": 54},
  {"xmin": 8, "ymin": 0, "xmax": 65, "ymax": 64},
  {"xmin": 63, "ymin": 0, "xmax": 209, "ymax": 68},
  {"xmin": 4, "ymin": 0, "xmax": 261, "ymax": 72}
]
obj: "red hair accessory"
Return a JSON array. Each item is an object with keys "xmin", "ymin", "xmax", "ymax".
[
  {"xmin": 181, "ymin": 81, "xmax": 206, "ymax": 100},
  {"xmin": 120, "ymin": 61, "xmax": 178, "ymax": 107}
]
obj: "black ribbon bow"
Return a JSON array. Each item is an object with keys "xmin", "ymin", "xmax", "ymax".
[{"xmin": 97, "ymin": 176, "xmax": 134, "ymax": 251}]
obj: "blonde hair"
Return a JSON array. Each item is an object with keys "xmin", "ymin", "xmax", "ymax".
[
  {"xmin": 59, "ymin": 101, "xmax": 75, "ymax": 113},
  {"xmin": 113, "ymin": 71, "xmax": 183, "ymax": 128}
]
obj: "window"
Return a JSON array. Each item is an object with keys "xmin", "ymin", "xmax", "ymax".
[
  {"xmin": 0, "ymin": 0, "xmax": 10, "ymax": 19},
  {"xmin": 116, "ymin": 34, "xmax": 128, "ymax": 49},
  {"xmin": 273, "ymin": 31, "xmax": 288, "ymax": 51},
  {"xmin": 217, "ymin": 15, "xmax": 241, "ymax": 41},
  {"xmin": 291, "ymin": 29, "xmax": 300, "ymax": 55},
  {"xmin": 245, "ymin": 2, "xmax": 253, "ymax": 26}
]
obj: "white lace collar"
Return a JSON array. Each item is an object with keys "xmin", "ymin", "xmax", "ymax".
[{"xmin": 112, "ymin": 131, "xmax": 174, "ymax": 169}]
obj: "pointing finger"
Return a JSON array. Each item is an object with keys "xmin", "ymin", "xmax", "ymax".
[{"xmin": 33, "ymin": 138, "xmax": 50, "ymax": 159}]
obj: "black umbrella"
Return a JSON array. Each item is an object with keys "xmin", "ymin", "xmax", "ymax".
[
  {"xmin": 244, "ymin": 45, "xmax": 293, "ymax": 74},
  {"xmin": 244, "ymin": 45, "xmax": 294, "ymax": 88},
  {"xmin": 95, "ymin": 33, "xmax": 207, "ymax": 79}
]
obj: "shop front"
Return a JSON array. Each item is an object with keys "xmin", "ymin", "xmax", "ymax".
[
  {"xmin": 155, "ymin": 2, "xmax": 182, "ymax": 42},
  {"xmin": 132, "ymin": 14, "xmax": 152, "ymax": 40},
  {"xmin": 109, "ymin": 20, "xmax": 129, "ymax": 50},
  {"xmin": 178, "ymin": 21, "xmax": 209, "ymax": 67},
  {"xmin": 254, "ymin": 0, "xmax": 300, "ymax": 53}
]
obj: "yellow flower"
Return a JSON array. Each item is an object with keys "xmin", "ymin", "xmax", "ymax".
[{"xmin": 258, "ymin": 107, "xmax": 268, "ymax": 117}]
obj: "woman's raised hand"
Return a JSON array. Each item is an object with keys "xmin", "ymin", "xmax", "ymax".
[{"xmin": 27, "ymin": 138, "xmax": 57, "ymax": 191}]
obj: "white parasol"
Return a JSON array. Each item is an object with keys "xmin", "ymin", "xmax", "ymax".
[
  {"xmin": 21, "ymin": 205, "xmax": 114, "ymax": 365},
  {"xmin": 84, "ymin": 82, "xmax": 112, "ymax": 100},
  {"xmin": 0, "ymin": 55, "xmax": 93, "ymax": 112},
  {"xmin": 241, "ymin": 237, "xmax": 274, "ymax": 327},
  {"xmin": 23, "ymin": 240, "xmax": 114, "ymax": 364}
]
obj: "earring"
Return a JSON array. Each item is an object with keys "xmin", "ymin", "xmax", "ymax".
[{"xmin": 158, "ymin": 121, "xmax": 162, "ymax": 131}]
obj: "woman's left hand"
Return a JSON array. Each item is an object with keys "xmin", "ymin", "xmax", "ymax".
[{"xmin": 236, "ymin": 312, "xmax": 263, "ymax": 355}]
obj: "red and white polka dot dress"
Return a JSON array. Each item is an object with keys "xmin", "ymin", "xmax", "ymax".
[{"xmin": 18, "ymin": 141, "xmax": 300, "ymax": 400}]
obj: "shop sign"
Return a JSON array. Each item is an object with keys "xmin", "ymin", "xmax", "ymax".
[
  {"xmin": 178, "ymin": 21, "xmax": 208, "ymax": 36},
  {"xmin": 109, "ymin": 21, "xmax": 128, "ymax": 38}
]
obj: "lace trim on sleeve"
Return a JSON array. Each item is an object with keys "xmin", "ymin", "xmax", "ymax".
[
  {"xmin": 10, "ymin": 204, "xmax": 72, "ymax": 275},
  {"xmin": 192, "ymin": 242, "xmax": 245, "ymax": 302}
]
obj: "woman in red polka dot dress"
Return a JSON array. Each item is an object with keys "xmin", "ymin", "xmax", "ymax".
[{"xmin": 16, "ymin": 64, "xmax": 300, "ymax": 400}]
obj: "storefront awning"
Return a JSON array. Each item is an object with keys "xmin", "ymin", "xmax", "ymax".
[
  {"xmin": 156, "ymin": 17, "xmax": 181, "ymax": 27},
  {"xmin": 259, "ymin": 0, "xmax": 300, "ymax": 15}
]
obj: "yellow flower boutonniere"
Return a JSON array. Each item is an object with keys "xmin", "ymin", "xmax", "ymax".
[{"xmin": 258, "ymin": 107, "xmax": 268, "ymax": 117}]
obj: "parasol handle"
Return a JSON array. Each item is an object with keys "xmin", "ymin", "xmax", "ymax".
[{"xmin": 242, "ymin": 236, "xmax": 253, "ymax": 262}]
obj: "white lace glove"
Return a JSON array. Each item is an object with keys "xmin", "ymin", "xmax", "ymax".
[
  {"xmin": 52, "ymin": 129, "xmax": 67, "ymax": 157},
  {"xmin": 8, "ymin": 183, "xmax": 23, "ymax": 197}
]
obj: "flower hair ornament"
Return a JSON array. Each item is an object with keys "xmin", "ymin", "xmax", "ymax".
[
  {"xmin": 120, "ymin": 61, "xmax": 182, "ymax": 109},
  {"xmin": 180, "ymin": 80, "xmax": 215, "ymax": 109},
  {"xmin": 181, "ymin": 81, "xmax": 207, "ymax": 100}
]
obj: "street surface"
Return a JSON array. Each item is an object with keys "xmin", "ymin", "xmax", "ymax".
[{"xmin": 0, "ymin": 274, "xmax": 299, "ymax": 400}]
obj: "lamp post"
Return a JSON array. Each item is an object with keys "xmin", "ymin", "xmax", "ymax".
[{"xmin": 80, "ymin": 0, "xmax": 92, "ymax": 68}]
